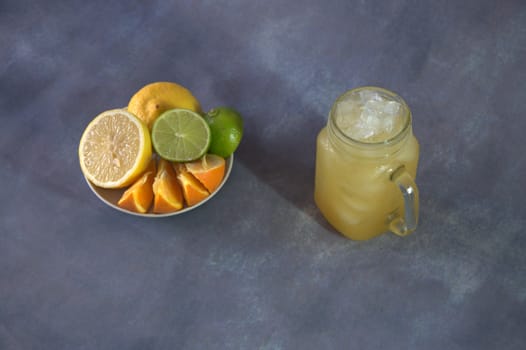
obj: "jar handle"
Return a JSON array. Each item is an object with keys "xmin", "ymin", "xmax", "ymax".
[{"xmin": 389, "ymin": 166, "xmax": 419, "ymax": 236}]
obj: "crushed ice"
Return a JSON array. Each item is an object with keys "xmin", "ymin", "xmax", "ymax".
[{"xmin": 334, "ymin": 90, "xmax": 404, "ymax": 142}]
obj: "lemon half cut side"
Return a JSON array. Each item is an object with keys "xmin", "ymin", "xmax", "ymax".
[{"xmin": 79, "ymin": 109, "xmax": 152, "ymax": 189}]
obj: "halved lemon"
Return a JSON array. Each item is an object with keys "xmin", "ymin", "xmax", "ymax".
[{"xmin": 79, "ymin": 109, "xmax": 152, "ymax": 188}]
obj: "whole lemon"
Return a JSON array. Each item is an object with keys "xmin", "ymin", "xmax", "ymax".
[{"xmin": 128, "ymin": 82, "xmax": 201, "ymax": 129}]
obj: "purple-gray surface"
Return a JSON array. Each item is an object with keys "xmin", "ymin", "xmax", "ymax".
[{"xmin": 1, "ymin": 0, "xmax": 525, "ymax": 349}]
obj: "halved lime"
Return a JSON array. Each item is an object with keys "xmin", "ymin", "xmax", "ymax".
[{"xmin": 151, "ymin": 109, "xmax": 211, "ymax": 162}]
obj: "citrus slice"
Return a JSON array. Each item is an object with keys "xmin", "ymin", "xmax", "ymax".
[
  {"xmin": 151, "ymin": 109, "xmax": 211, "ymax": 162},
  {"xmin": 117, "ymin": 158, "xmax": 156, "ymax": 213},
  {"xmin": 205, "ymin": 107, "xmax": 243, "ymax": 158},
  {"xmin": 79, "ymin": 109, "xmax": 152, "ymax": 188},
  {"xmin": 184, "ymin": 154, "xmax": 226, "ymax": 193},
  {"xmin": 174, "ymin": 163, "xmax": 210, "ymax": 207},
  {"xmin": 153, "ymin": 159, "xmax": 184, "ymax": 213},
  {"xmin": 128, "ymin": 82, "xmax": 202, "ymax": 129}
]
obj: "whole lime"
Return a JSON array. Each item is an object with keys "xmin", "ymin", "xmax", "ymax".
[{"xmin": 205, "ymin": 107, "xmax": 243, "ymax": 157}]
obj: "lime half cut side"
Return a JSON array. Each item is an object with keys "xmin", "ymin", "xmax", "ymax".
[{"xmin": 151, "ymin": 109, "xmax": 211, "ymax": 162}]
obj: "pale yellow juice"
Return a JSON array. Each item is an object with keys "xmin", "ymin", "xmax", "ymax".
[{"xmin": 314, "ymin": 87, "xmax": 419, "ymax": 240}]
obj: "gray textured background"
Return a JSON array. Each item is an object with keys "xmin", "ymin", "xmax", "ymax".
[{"xmin": 1, "ymin": 0, "xmax": 525, "ymax": 349}]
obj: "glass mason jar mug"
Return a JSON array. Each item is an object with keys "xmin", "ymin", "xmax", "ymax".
[{"xmin": 314, "ymin": 87, "xmax": 419, "ymax": 240}]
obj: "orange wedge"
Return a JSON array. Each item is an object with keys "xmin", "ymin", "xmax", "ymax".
[
  {"xmin": 152, "ymin": 159, "xmax": 184, "ymax": 213},
  {"xmin": 174, "ymin": 163, "xmax": 210, "ymax": 207},
  {"xmin": 117, "ymin": 158, "xmax": 156, "ymax": 213},
  {"xmin": 184, "ymin": 154, "xmax": 226, "ymax": 193}
]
